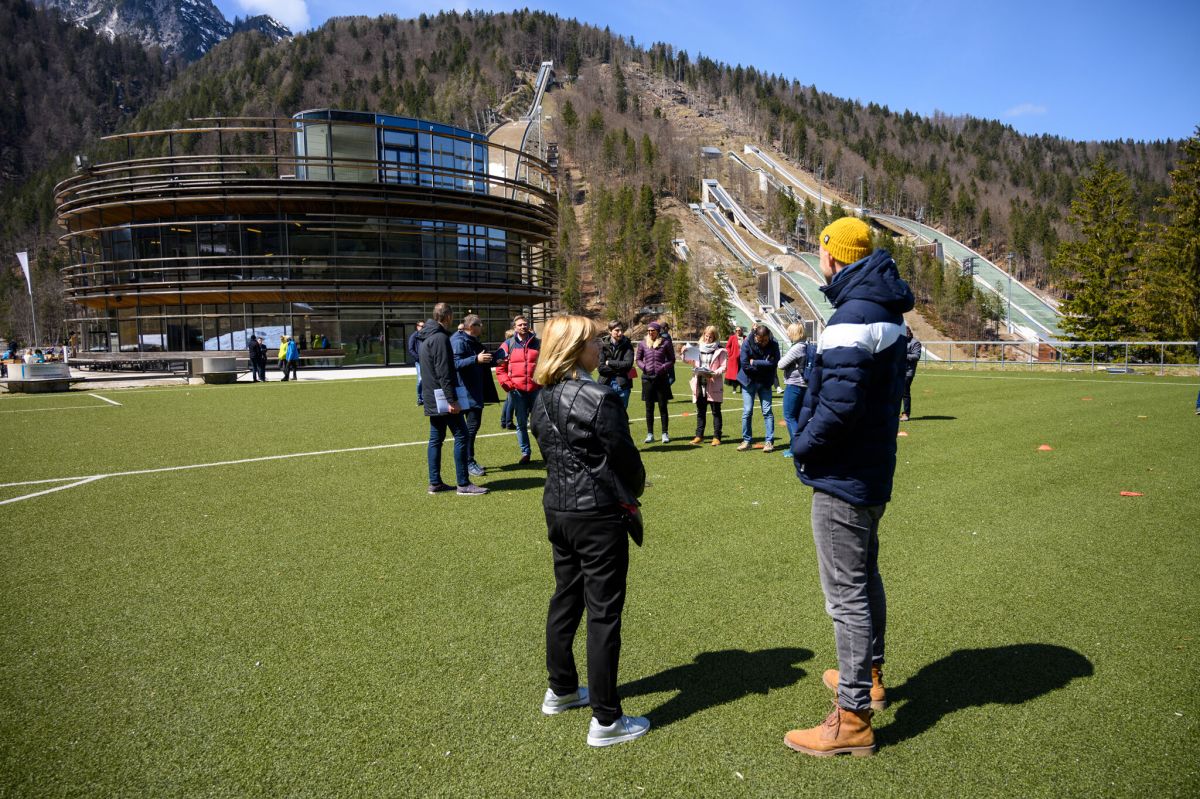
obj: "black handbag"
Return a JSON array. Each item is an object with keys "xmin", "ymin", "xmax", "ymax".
[{"xmin": 619, "ymin": 502, "xmax": 644, "ymax": 547}]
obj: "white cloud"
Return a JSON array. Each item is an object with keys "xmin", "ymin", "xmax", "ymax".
[
  {"xmin": 234, "ymin": 0, "xmax": 310, "ymax": 32},
  {"xmin": 1005, "ymin": 102, "xmax": 1048, "ymax": 118}
]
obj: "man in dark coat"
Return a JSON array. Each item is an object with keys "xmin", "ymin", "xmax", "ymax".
[
  {"xmin": 247, "ymin": 335, "xmax": 266, "ymax": 382},
  {"xmin": 418, "ymin": 303, "xmax": 487, "ymax": 496},
  {"xmin": 408, "ymin": 320, "xmax": 425, "ymax": 406},
  {"xmin": 784, "ymin": 216, "xmax": 914, "ymax": 758},
  {"xmin": 901, "ymin": 325, "xmax": 922, "ymax": 421}
]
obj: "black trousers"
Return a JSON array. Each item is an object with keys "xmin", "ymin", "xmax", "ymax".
[
  {"xmin": 545, "ymin": 507, "xmax": 629, "ymax": 725},
  {"xmin": 462, "ymin": 406, "xmax": 482, "ymax": 465},
  {"xmin": 644, "ymin": 396, "xmax": 669, "ymax": 435},
  {"xmin": 903, "ymin": 367, "xmax": 916, "ymax": 415},
  {"xmin": 695, "ymin": 396, "xmax": 722, "ymax": 438}
]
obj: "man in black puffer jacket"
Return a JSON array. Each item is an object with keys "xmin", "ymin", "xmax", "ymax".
[{"xmin": 785, "ymin": 217, "xmax": 914, "ymax": 758}]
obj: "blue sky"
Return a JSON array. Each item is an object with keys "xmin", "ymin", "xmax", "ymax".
[{"xmin": 212, "ymin": 0, "xmax": 1200, "ymax": 143}]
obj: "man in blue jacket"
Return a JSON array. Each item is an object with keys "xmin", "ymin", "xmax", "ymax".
[
  {"xmin": 736, "ymin": 324, "xmax": 780, "ymax": 452},
  {"xmin": 784, "ymin": 216, "xmax": 914, "ymax": 758},
  {"xmin": 451, "ymin": 314, "xmax": 495, "ymax": 477}
]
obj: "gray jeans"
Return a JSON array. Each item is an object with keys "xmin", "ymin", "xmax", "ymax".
[{"xmin": 811, "ymin": 489, "xmax": 887, "ymax": 711}]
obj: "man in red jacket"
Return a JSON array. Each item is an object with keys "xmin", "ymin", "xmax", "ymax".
[
  {"xmin": 724, "ymin": 325, "xmax": 745, "ymax": 395},
  {"xmin": 496, "ymin": 315, "xmax": 541, "ymax": 464}
]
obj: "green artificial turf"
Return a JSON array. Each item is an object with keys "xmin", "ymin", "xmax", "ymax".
[{"xmin": 2, "ymin": 371, "xmax": 1198, "ymax": 797}]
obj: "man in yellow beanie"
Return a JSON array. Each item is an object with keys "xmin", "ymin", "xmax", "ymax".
[{"xmin": 783, "ymin": 216, "xmax": 914, "ymax": 757}]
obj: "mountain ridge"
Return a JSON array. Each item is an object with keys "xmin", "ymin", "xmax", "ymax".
[{"xmin": 35, "ymin": 0, "xmax": 290, "ymax": 61}]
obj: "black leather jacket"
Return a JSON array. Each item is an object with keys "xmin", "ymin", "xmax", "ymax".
[{"xmin": 530, "ymin": 377, "xmax": 645, "ymax": 512}]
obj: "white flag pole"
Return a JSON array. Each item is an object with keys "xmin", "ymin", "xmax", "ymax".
[{"xmin": 16, "ymin": 251, "xmax": 37, "ymax": 348}]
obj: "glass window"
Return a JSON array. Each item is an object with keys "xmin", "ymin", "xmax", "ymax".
[
  {"xmin": 290, "ymin": 224, "xmax": 332, "ymax": 258},
  {"xmin": 301, "ymin": 124, "xmax": 332, "ymax": 180},
  {"xmin": 340, "ymin": 318, "xmax": 384, "ymax": 366},
  {"xmin": 384, "ymin": 130, "xmax": 416, "ymax": 148},
  {"xmin": 330, "ymin": 123, "xmax": 378, "ymax": 183}
]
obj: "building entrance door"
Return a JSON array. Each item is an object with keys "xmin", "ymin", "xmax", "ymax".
[{"xmin": 385, "ymin": 323, "xmax": 411, "ymax": 365}]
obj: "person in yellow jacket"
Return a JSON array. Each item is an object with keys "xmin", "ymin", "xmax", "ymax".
[{"xmin": 278, "ymin": 336, "xmax": 289, "ymax": 378}]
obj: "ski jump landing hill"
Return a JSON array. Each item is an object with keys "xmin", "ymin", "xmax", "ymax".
[
  {"xmin": 738, "ymin": 145, "xmax": 1065, "ymax": 341},
  {"xmin": 694, "ymin": 178, "xmax": 836, "ymax": 339},
  {"xmin": 487, "ymin": 62, "xmax": 555, "ymax": 198}
]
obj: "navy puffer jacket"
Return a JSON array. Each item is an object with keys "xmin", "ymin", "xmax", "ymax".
[{"xmin": 791, "ymin": 249, "xmax": 915, "ymax": 506}]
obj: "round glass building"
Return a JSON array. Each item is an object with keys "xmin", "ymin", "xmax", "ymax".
[{"xmin": 54, "ymin": 110, "xmax": 557, "ymax": 366}]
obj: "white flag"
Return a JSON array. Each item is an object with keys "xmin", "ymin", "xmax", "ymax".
[{"xmin": 16, "ymin": 251, "xmax": 31, "ymax": 296}]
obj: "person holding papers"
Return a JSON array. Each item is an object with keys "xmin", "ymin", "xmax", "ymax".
[{"xmin": 418, "ymin": 302, "xmax": 487, "ymax": 496}]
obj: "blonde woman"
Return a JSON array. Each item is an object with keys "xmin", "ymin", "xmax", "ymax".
[
  {"xmin": 683, "ymin": 325, "xmax": 728, "ymax": 445},
  {"xmin": 529, "ymin": 315, "xmax": 649, "ymax": 748},
  {"xmin": 778, "ymin": 322, "xmax": 816, "ymax": 455}
]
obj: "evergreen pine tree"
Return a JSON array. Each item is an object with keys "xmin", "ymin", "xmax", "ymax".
[
  {"xmin": 1132, "ymin": 127, "xmax": 1200, "ymax": 339},
  {"xmin": 708, "ymin": 273, "xmax": 734, "ymax": 338},
  {"xmin": 1054, "ymin": 157, "xmax": 1140, "ymax": 340}
]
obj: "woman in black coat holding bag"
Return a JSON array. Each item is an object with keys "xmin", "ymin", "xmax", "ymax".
[{"xmin": 530, "ymin": 315, "xmax": 650, "ymax": 748}]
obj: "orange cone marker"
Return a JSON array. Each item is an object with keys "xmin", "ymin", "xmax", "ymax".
[
  {"xmin": 1038, "ymin": 444, "xmax": 1053, "ymax": 451},
  {"xmin": 1119, "ymin": 491, "xmax": 1144, "ymax": 497}
]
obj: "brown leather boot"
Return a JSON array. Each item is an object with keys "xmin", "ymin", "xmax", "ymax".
[
  {"xmin": 690, "ymin": 436, "xmax": 703, "ymax": 445},
  {"xmin": 784, "ymin": 703, "xmax": 875, "ymax": 757},
  {"xmin": 822, "ymin": 664, "xmax": 888, "ymax": 710}
]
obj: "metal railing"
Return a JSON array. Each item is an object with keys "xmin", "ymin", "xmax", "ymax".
[{"xmin": 918, "ymin": 341, "xmax": 1200, "ymax": 375}]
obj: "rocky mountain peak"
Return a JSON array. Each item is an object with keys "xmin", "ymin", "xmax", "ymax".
[{"xmin": 36, "ymin": 0, "xmax": 291, "ymax": 61}]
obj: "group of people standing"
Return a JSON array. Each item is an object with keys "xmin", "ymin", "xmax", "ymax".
[
  {"xmin": 591, "ymin": 318, "xmax": 821, "ymax": 454},
  {"xmin": 412, "ymin": 304, "xmax": 545, "ymax": 495},
  {"xmin": 526, "ymin": 216, "xmax": 918, "ymax": 755},
  {"xmin": 243, "ymin": 334, "xmax": 300, "ymax": 382},
  {"xmin": 405, "ymin": 219, "xmax": 924, "ymax": 754}
]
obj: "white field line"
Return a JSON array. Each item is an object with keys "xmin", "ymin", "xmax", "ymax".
[
  {"xmin": 0, "ymin": 476, "xmax": 106, "ymax": 506},
  {"xmin": 0, "ymin": 405, "xmax": 112, "ymax": 414},
  {"xmin": 89, "ymin": 393, "xmax": 122, "ymax": 406},
  {"xmin": 0, "ymin": 404, "xmax": 787, "ymax": 506},
  {"xmin": 59, "ymin": 374, "xmax": 413, "ymax": 397}
]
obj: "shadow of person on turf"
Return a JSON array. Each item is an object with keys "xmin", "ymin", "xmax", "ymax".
[
  {"xmin": 479, "ymin": 476, "xmax": 545, "ymax": 492},
  {"xmin": 620, "ymin": 647, "xmax": 813, "ymax": 728},
  {"xmin": 877, "ymin": 644, "xmax": 1093, "ymax": 748}
]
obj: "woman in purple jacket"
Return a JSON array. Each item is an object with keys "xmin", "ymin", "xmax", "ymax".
[{"xmin": 635, "ymin": 321, "xmax": 675, "ymax": 444}]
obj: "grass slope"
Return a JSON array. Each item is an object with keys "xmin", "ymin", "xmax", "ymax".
[{"xmin": 2, "ymin": 372, "xmax": 1198, "ymax": 797}]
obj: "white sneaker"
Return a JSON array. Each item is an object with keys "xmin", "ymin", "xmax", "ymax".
[
  {"xmin": 541, "ymin": 686, "xmax": 590, "ymax": 715},
  {"xmin": 644, "ymin": 433, "xmax": 654, "ymax": 444},
  {"xmin": 661, "ymin": 434, "xmax": 670, "ymax": 444},
  {"xmin": 587, "ymin": 715, "xmax": 651, "ymax": 747}
]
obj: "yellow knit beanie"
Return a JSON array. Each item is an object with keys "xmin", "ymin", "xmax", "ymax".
[{"xmin": 819, "ymin": 217, "xmax": 872, "ymax": 265}]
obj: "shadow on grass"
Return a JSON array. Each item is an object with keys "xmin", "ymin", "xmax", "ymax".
[
  {"xmin": 641, "ymin": 444, "xmax": 706, "ymax": 453},
  {"xmin": 878, "ymin": 644, "xmax": 1093, "ymax": 748},
  {"xmin": 481, "ymin": 476, "xmax": 546, "ymax": 492},
  {"xmin": 621, "ymin": 647, "xmax": 814, "ymax": 728},
  {"xmin": 492, "ymin": 460, "xmax": 545, "ymax": 472},
  {"xmin": 905, "ymin": 415, "xmax": 957, "ymax": 421}
]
